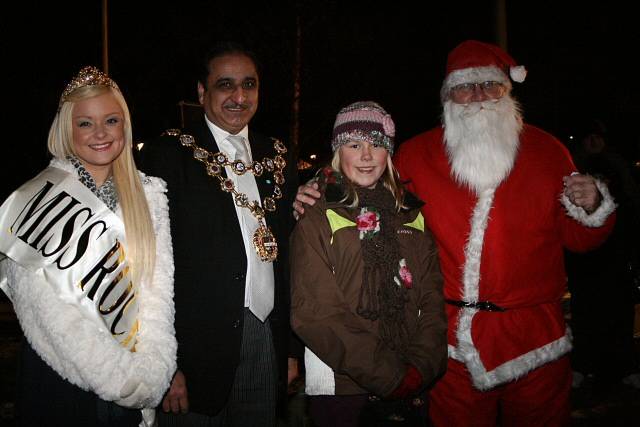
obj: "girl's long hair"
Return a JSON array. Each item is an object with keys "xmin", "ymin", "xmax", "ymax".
[{"xmin": 48, "ymin": 85, "xmax": 155, "ymax": 285}]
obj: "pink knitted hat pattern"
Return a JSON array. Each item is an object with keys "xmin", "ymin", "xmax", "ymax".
[{"xmin": 331, "ymin": 101, "xmax": 396, "ymax": 153}]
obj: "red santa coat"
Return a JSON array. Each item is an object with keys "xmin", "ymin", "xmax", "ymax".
[{"xmin": 394, "ymin": 124, "xmax": 616, "ymax": 390}]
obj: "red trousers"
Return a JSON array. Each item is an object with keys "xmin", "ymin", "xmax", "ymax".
[{"xmin": 429, "ymin": 356, "xmax": 571, "ymax": 427}]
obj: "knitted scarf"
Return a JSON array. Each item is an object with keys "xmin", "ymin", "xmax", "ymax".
[{"xmin": 355, "ymin": 184, "xmax": 409, "ymax": 355}]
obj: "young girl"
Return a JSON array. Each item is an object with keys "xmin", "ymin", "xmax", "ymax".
[{"xmin": 290, "ymin": 101, "xmax": 447, "ymax": 426}]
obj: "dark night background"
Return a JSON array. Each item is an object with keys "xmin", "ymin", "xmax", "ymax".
[
  {"xmin": 2, "ymin": 1, "xmax": 639, "ymax": 199},
  {"xmin": 2, "ymin": 2, "xmax": 640, "ymax": 424}
]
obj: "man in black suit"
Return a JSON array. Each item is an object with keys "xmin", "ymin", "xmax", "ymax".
[{"xmin": 139, "ymin": 41, "xmax": 299, "ymax": 427}]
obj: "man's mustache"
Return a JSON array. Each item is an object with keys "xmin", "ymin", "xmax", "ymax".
[{"xmin": 224, "ymin": 102, "xmax": 250, "ymax": 110}]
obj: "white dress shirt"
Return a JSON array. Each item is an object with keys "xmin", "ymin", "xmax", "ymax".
[{"xmin": 204, "ymin": 115, "xmax": 275, "ymax": 320}]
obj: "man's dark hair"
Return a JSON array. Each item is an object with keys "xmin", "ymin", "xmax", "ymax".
[{"xmin": 198, "ymin": 41, "xmax": 262, "ymax": 88}]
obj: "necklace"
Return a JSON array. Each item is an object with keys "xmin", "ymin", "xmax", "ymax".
[{"xmin": 166, "ymin": 129, "xmax": 287, "ymax": 263}]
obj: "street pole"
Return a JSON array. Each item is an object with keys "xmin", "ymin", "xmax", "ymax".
[
  {"xmin": 102, "ymin": 0, "xmax": 109, "ymax": 74},
  {"xmin": 290, "ymin": 14, "xmax": 301, "ymax": 159},
  {"xmin": 496, "ymin": 0, "xmax": 508, "ymax": 51}
]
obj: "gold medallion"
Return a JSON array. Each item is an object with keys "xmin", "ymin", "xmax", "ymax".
[
  {"xmin": 253, "ymin": 223, "xmax": 278, "ymax": 262},
  {"xmin": 170, "ymin": 129, "xmax": 287, "ymax": 263}
]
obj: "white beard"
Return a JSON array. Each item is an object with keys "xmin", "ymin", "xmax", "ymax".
[{"xmin": 443, "ymin": 96, "xmax": 523, "ymax": 194}]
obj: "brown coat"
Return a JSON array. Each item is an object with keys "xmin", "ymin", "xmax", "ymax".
[{"xmin": 290, "ymin": 180, "xmax": 447, "ymax": 396}]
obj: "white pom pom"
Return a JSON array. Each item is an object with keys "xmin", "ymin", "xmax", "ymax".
[{"xmin": 510, "ymin": 65, "xmax": 527, "ymax": 83}]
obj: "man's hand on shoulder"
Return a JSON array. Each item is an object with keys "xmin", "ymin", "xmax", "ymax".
[{"xmin": 292, "ymin": 181, "xmax": 321, "ymax": 220}]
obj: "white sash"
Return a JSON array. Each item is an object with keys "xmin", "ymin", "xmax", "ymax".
[{"xmin": 0, "ymin": 166, "xmax": 139, "ymax": 350}]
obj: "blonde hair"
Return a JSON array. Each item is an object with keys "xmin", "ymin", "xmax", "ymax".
[
  {"xmin": 48, "ymin": 85, "xmax": 156, "ymax": 285},
  {"xmin": 330, "ymin": 150, "xmax": 406, "ymax": 211}
]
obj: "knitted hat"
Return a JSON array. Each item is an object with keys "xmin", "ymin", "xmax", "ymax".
[
  {"xmin": 331, "ymin": 101, "xmax": 395, "ymax": 153},
  {"xmin": 443, "ymin": 40, "xmax": 527, "ymax": 91}
]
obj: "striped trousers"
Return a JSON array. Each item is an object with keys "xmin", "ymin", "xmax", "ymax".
[{"xmin": 159, "ymin": 309, "xmax": 278, "ymax": 427}]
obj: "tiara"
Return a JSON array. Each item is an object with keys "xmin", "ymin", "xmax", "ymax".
[{"xmin": 59, "ymin": 66, "xmax": 119, "ymax": 106}]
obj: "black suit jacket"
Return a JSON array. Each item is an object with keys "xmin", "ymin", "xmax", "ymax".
[{"xmin": 137, "ymin": 118, "xmax": 298, "ymax": 415}]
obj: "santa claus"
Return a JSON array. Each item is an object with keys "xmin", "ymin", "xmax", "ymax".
[
  {"xmin": 294, "ymin": 40, "xmax": 616, "ymax": 426},
  {"xmin": 393, "ymin": 40, "xmax": 616, "ymax": 426}
]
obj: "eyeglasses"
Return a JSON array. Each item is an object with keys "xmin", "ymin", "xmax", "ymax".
[{"xmin": 450, "ymin": 81, "xmax": 506, "ymax": 101}]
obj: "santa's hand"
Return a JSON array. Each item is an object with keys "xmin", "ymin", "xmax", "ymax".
[
  {"xmin": 563, "ymin": 173, "xmax": 602, "ymax": 214},
  {"xmin": 293, "ymin": 181, "xmax": 321, "ymax": 220}
]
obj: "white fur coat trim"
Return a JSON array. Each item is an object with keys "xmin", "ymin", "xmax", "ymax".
[
  {"xmin": 448, "ymin": 328, "xmax": 572, "ymax": 390},
  {"xmin": 461, "ymin": 188, "xmax": 495, "ymax": 302},
  {"xmin": 304, "ymin": 346, "xmax": 336, "ymax": 395},
  {"xmin": 1, "ymin": 159, "xmax": 176, "ymax": 412},
  {"xmin": 448, "ymin": 187, "xmax": 571, "ymax": 390},
  {"xmin": 560, "ymin": 178, "xmax": 616, "ymax": 227}
]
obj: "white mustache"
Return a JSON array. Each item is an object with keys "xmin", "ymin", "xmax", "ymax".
[{"xmin": 459, "ymin": 100, "xmax": 501, "ymax": 117}]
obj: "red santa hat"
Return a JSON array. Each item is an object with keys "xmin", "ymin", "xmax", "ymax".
[{"xmin": 443, "ymin": 40, "xmax": 527, "ymax": 91}]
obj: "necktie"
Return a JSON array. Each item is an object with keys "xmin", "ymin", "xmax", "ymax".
[
  {"xmin": 228, "ymin": 134, "xmax": 250, "ymax": 164},
  {"xmin": 226, "ymin": 135, "xmax": 274, "ymax": 321}
]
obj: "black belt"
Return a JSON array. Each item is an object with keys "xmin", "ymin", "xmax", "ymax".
[{"xmin": 445, "ymin": 299, "xmax": 506, "ymax": 312}]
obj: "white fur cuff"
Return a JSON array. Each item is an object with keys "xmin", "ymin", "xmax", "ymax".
[{"xmin": 560, "ymin": 178, "xmax": 616, "ymax": 227}]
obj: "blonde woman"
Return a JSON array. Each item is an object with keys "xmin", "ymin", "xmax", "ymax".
[
  {"xmin": 0, "ymin": 66, "xmax": 176, "ymax": 426},
  {"xmin": 290, "ymin": 101, "xmax": 447, "ymax": 426}
]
